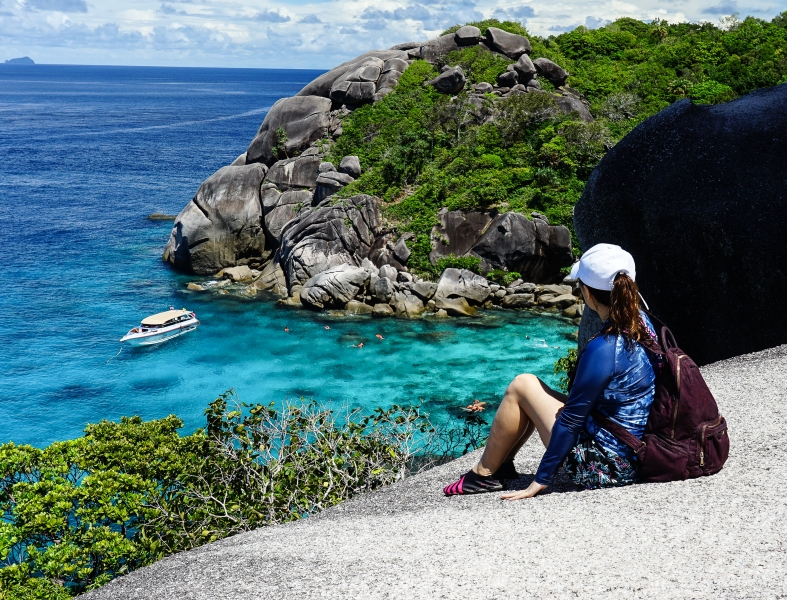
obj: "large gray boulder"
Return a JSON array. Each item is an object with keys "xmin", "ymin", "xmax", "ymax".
[
  {"xmin": 556, "ymin": 95, "xmax": 593, "ymax": 122},
  {"xmin": 329, "ymin": 59, "xmax": 384, "ymax": 104},
  {"xmin": 484, "ymin": 27, "xmax": 531, "ymax": 59},
  {"xmin": 339, "ymin": 156, "xmax": 361, "ymax": 179},
  {"xmin": 368, "ymin": 233, "xmax": 406, "ymax": 271},
  {"xmin": 163, "ymin": 164, "xmax": 268, "ymax": 275},
  {"xmin": 497, "ymin": 70, "xmax": 519, "ymax": 88},
  {"xmin": 470, "ymin": 212, "xmax": 573, "ymax": 283},
  {"xmin": 533, "ymin": 58, "xmax": 569, "ymax": 87},
  {"xmin": 434, "ymin": 268, "xmax": 490, "ymax": 305},
  {"xmin": 513, "ymin": 55, "xmax": 537, "ymax": 81},
  {"xmin": 300, "ymin": 264, "xmax": 371, "ymax": 309},
  {"xmin": 429, "ymin": 209, "xmax": 492, "ymax": 263},
  {"xmin": 391, "ymin": 291, "xmax": 425, "ymax": 318},
  {"xmin": 261, "ymin": 186, "xmax": 312, "ymax": 245},
  {"xmin": 264, "ymin": 155, "xmax": 322, "ymax": 191},
  {"xmin": 372, "ymin": 275, "xmax": 396, "ymax": 303},
  {"xmin": 249, "ymin": 260, "xmax": 287, "ymax": 296},
  {"xmin": 313, "ymin": 171, "xmax": 355, "ymax": 204},
  {"xmin": 246, "ymin": 96, "xmax": 331, "ymax": 165},
  {"xmin": 415, "ymin": 34, "xmax": 462, "ymax": 64},
  {"xmin": 454, "ymin": 25, "xmax": 482, "ymax": 46},
  {"xmin": 296, "ymin": 50, "xmax": 407, "ymax": 98},
  {"xmin": 574, "ymin": 84, "xmax": 787, "ymax": 365},
  {"xmin": 279, "ymin": 195, "xmax": 382, "ymax": 291},
  {"xmin": 426, "ymin": 67, "xmax": 466, "ymax": 95}
]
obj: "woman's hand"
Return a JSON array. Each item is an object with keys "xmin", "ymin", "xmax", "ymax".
[{"xmin": 501, "ymin": 481, "xmax": 547, "ymax": 501}]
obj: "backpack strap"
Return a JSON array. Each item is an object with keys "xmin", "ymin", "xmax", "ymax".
[{"xmin": 590, "ymin": 411, "xmax": 647, "ymax": 457}]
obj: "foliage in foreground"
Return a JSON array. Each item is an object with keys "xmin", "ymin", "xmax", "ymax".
[
  {"xmin": 0, "ymin": 393, "xmax": 487, "ymax": 599},
  {"xmin": 554, "ymin": 347, "xmax": 579, "ymax": 393},
  {"xmin": 329, "ymin": 15, "xmax": 787, "ymax": 277}
]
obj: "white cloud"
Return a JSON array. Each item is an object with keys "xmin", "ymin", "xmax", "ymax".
[
  {"xmin": 0, "ymin": 0, "xmax": 783, "ymax": 68},
  {"xmin": 25, "ymin": 0, "xmax": 87, "ymax": 12}
]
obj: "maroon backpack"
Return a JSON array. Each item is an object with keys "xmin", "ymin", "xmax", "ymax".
[{"xmin": 592, "ymin": 318, "xmax": 729, "ymax": 483}]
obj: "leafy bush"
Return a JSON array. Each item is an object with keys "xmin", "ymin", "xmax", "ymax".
[
  {"xmin": 445, "ymin": 46, "xmax": 511, "ymax": 84},
  {"xmin": 0, "ymin": 393, "xmax": 486, "ymax": 598},
  {"xmin": 554, "ymin": 347, "xmax": 579, "ymax": 393},
  {"xmin": 487, "ymin": 270, "xmax": 522, "ymax": 286},
  {"xmin": 687, "ymin": 80, "xmax": 737, "ymax": 104},
  {"xmin": 433, "ymin": 255, "xmax": 481, "ymax": 275}
]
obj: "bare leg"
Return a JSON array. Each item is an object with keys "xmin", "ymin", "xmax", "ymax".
[{"xmin": 473, "ymin": 374, "xmax": 567, "ymax": 476}]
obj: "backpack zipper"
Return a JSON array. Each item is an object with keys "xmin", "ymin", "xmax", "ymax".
[
  {"xmin": 699, "ymin": 414, "xmax": 724, "ymax": 467},
  {"xmin": 670, "ymin": 354, "xmax": 687, "ymax": 438}
]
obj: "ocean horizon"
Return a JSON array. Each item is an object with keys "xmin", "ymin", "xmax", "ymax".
[{"xmin": 0, "ymin": 64, "xmax": 575, "ymax": 448}]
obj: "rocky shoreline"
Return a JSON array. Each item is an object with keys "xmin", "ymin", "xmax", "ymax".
[
  {"xmin": 163, "ymin": 25, "xmax": 583, "ymax": 315},
  {"xmin": 186, "ymin": 263, "xmax": 585, "ymax": 323}
]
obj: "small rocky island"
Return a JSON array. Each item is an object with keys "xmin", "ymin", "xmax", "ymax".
[
  {"xmin": 3, "ymin": 56, "xmax": 34, "ymax": 65},
  {"xmin": 163, "ymin": 25, "xmax": 596, "ymax": 320}
]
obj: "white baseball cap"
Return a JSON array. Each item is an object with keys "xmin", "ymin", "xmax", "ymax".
[{"xmin": 569, "ymin": 243, "xmax": 636, "ymax": 291}]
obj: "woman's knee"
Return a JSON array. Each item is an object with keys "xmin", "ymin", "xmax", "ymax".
[{"xmin": 508, "ymin": 373, "xmax": 540, "ymax": 398}]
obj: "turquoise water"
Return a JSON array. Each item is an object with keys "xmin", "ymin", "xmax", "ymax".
[{"xmin": 0, "ymin": 65, "xmax": 576, "ymax": 448}]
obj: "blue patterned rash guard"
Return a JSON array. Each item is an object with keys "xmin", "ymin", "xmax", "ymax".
[{"xmin": 534, "ymin": 312, "xmax": 658, "ymax": 486}]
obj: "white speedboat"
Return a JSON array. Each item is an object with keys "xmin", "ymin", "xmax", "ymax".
[{"xmin": 120, "ymin": 308, "xmax": 199, "ymax": 346}]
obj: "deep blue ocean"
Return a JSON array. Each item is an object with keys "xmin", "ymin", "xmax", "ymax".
[{"xmin": 0, "ymin": 64, "xmax": 576, "ymax": 448}]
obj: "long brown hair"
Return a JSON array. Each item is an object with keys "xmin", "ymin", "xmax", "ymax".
[{"xmin": 583, "ymin": 273, "xmax": 652, "ymax": 347}]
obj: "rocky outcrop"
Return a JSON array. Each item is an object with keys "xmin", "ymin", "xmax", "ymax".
[
  {"xmin": 555, "ymin": 95, "xmax": 593, "ymax": 122},
  {"xmin": 574, "ymin": 84, "xmax": 787, "ymax": 365},
  {"xmin": 263, "ymin": 154, "xmax": 322, "ymax": 191},
  {"xmin": 470, "ymin": 212, "xmax": 573, "ymax": 283},
  {"xmin": 163, "ymin": 164, "xmax": 268, "ymax": 275},
  {"xmin": 429, "ymin": 210, "xmax": 492, "ymax": 263},
  {"xmin": 339, "ymin": 156, "xmax": 361, "ymax": 178},
  {"xmin": 246, "ymin": 97, "xmax": 332, "ymax": 165},
  {"xmin": 249, "ymin": 260, "xmax": 287, "ymax": 296},
  {"xmin": 533, "ymin": 58, "xmax": 569, "ymax": 87},
  {"xmin": 412, "ymin": 34, "xmax": 462, "ymax": 64},
  {"xmin": 454, "ymin": 25, "xmax": 482, "ymax": 46},
  {"xmin": 279, "ymin": 195, "xmax": 382, "ymax": 291},
  {"xmin": 300, "ymin": 264, "xmax": 371, "ymax": 309},
  {"xmin": 260, "ymin": 186, "xmax": 311, "ymax": 245},
  {"xmin": 296, "ymin": 50, "xmax": 408, "ymax": 98},
  {"xmin": 314, "ymin": 171, "xmax": 355, "ymax": 204},
  {"xmin": 484, "ymin": 27, "xmax": 531, "ymax": 59},
  {"xmin": 426, "ymin": 67, "xmax": 466, "ymax": 94},
  {"xmin": 166, "ymin": 29, "xmax": 582, "ymax": 287},
  {"xmin": 434, "ymin": 268, "xmax": 491, "ymax": 305}
]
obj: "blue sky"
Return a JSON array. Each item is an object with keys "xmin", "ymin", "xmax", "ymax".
[{"xmin": 1, "ymin": 0, "xmax": 785, "ymax": 68}]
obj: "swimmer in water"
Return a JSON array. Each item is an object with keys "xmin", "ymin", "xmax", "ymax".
[
  {"xmin": 353, "ymin": 342, "xmax": 364, "ymax": 348},
  {"xmin": 463, "ymin": 399, "xmax": 487, "ymax": 412},
  {"xmin": 284, "ymin": 327, "xmax": 290, "ymax": 333},
  {"xmin": 376, "ymin": 334, "xmax": 384, "ymax": 340},
  {"xmin": 325, "ymin": 326, "xmax": 331, "ymax": 330}
]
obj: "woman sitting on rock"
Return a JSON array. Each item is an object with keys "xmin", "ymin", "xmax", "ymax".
[{"xmin": 443, "ymin": 244, "xmax": 659, "ymax": 498}]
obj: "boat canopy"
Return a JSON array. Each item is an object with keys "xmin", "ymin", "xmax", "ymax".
[{"xmin": 141, "ymin": 309, "xmax": 189, "ymax": 326}]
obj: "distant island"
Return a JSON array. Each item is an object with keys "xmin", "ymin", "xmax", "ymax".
[{"xmin": 3, "ymin": 56, "xmax": 34, "ymax": 65}]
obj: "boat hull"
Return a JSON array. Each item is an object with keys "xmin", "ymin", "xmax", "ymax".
[{"xmin": 121, "ymin": 320, "xmax": 199, "ymax": 346}]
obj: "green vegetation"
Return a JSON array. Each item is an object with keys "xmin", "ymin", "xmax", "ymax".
[
  {"xmin": 554, "ymin": 347, "xmax": 579, "ymax": 393},
  {"xmin": 487, "ymin": 270, "xmax": 522, "ymax": 286},
  {"xmin": 329, "ymin": 15, "xmax": 787, "ymax": 277},
  {"xmin": 0, "ymin": 393, "xmax": 485, "ymax": 599}
]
